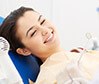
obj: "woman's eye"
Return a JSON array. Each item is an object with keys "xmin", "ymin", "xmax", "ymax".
[
  {"xmin": 40, "ymin": 19, "xmax": 45, "ymax": 25},
  {"xmin": 31, "ymin": 30, "xmax": 37, "ymax": 37}
]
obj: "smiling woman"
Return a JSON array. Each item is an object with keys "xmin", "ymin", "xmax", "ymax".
[
  {"xmin": 11, "ymin": 7, "xmax": 62, "ymax": 62},
  {"xmin": 1, "ymin": 6, "xmax": 99, "ymax": 84}
]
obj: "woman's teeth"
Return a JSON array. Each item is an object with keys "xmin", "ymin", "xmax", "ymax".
[
  {"xmin": 44, "ymin": 34, "xmax": 53, "ymax": 43},
  {"xmin": 47, "ymin": 34, "xmax": 53, "ymax": 41}
]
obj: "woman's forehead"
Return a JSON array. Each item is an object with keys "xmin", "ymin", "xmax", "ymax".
[
  {"xmin": 24, "ymin": 11, "xmax": 39, "ymax": 18},
  {"xmin": 16, "ymin": 11, "xmax": 40, "ymax": 37},
  {"xmin": 17, "ymin": 11, "xmax": 39, "ymax": 27},
  {"xmin": 19, "ymin": 11, "xmax": 39, "ymax": 22}
]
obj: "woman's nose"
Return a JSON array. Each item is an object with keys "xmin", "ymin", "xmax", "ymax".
[
  {"xmin": 41, "ymin": 28, "xmax": 49, "ymax": 36},
  {"xmin": 37, "ymin": 24, "xmax": 50, "ymax": 36}
]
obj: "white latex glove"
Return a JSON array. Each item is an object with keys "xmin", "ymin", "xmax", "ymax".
[{"xmin": 0, "ymin": 37, "xmax": 23, "ymax": 84}]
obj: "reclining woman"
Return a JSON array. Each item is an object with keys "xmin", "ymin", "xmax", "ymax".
[{"xmin": 0, "ymin": 6, "xmax": 99, "ymax": 84}]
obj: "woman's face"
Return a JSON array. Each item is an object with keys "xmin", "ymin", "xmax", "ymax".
[{"xmin": 16, "ymin": 11, "xmax": 61, "ymax": 61}]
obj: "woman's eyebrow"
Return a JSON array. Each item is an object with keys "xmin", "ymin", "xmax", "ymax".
[
  {"xmin": 38, "ymin": 15, "xmax": 42, "ymax": 21},
  {"xmin": 26, "ymin": 15, "xmax": 42, "ymax": 37},
  {"xmin": 26, "ymin": 26, "xmax": 34, "ymax": 37}
]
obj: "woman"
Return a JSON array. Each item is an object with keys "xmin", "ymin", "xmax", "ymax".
[
  {"xmin": 0, "ymin": 6, "xmax": 62, "ymax": 62},
  {"xmin": 0, "ymin": 7, "xmax": 99, "ymax": 84}
]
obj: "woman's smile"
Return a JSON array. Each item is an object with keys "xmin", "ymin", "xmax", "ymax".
[{"xmin": 44, "ymin": 30, "xmax": 55, "ymax": 44}]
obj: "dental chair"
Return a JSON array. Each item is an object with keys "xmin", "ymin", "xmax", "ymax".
[
  {"xmin": 0, "ymin": 16, "xmax": 4, "ymax": 24},
  {"xmin": 0, "ymin": 16, "xmax": 42, "ymax": 84}
]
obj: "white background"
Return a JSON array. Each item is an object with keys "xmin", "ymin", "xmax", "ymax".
[{"xmin": 0, "ymin": 0, "xmax": 99, "ymax": 50}]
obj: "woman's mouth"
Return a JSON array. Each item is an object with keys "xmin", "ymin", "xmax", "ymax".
[{"xmin": 44, "ymin": 31, "xmax": 54, "ymax": 44}]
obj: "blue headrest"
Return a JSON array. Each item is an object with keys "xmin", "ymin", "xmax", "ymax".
[
  {"xmin": 9, "ymin": 51, "xmax": 41, "ymax": 84},
  {"xmin": 0, "ymin": 16, "xmax": 4, "ymax": 25}
]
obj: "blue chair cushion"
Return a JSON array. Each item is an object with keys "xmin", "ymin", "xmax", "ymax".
[
  {"xmin": 8, "ymin": 50, "xmax": 42, "ymax": 84},
  {"xmin": 0, "ymin": 16, "xmax": 4, "ymax": 25}
]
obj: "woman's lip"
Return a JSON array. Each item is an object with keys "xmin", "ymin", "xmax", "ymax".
[{"xmin": 44, "ymin": 32, "xmax": 54, "ymax": 44}]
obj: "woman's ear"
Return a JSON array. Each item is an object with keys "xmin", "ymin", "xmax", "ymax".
[{"xmin": 16, "ymin": 48, "xmax": 31, "ymax": 56}]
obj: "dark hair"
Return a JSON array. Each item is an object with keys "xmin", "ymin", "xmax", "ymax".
[{"xmin": 0, "ymin": 6, "xmax": 34, "ymax": 51}]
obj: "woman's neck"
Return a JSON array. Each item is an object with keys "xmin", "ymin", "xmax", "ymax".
[{"xmin": 41, "ymin": 47, "xmax": 65, "ymax": 62}]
